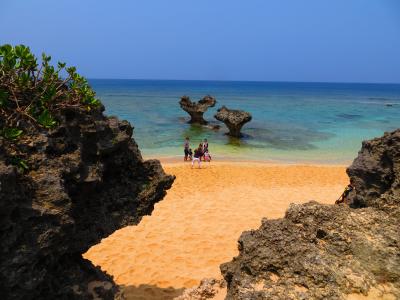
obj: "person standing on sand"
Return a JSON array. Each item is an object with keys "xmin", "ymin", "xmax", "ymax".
[
  {"xmin": 202, "ymin": 138, "xmax": 209, "ymax": 152},
  {"xmin": 191, "ymin": 144, "xmax": 203, "ymax": 168},
  {"xmin": 204, "ymin": 150, "xmax": 212, "ymax": 163},
  {"xmin": 188, "ymin": 148, "xmax": 193, "ymax": 160},
  {"xmin": 184, "ymin": 137, "xmax": 190, "ymax": 161}
]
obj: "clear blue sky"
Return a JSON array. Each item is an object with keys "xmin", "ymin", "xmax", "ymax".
[{"xmin": 1, "ymin": 0, "xmax": 400, "ymax": 83}]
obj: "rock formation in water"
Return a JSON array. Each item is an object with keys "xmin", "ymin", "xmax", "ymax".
[
  {"xmin": 0, "ymin": 106, "xmax": 174, "ymax": 299},
  {"xmin": 214, "ymin": 106, "xmax": 252, "ymax": 138},
  {"xmin": 179, "ymin": 95, "xmax": 217, "ymax": 125},
  {"xmin": 221, "ymin": 129, "xmax": 400, "ymax": 299}
]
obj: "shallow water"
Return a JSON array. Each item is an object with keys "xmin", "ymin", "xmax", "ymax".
[{"xmin": 90, "ymin": 79, "xmax": 400, "ymax": 163}]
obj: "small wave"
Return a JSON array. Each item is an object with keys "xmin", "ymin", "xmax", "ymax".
[
  {"xmin": 360, "ymin": 97, "xmax": 399, "ymax": 105},
  {"xmin": 336, "ymin": 113, "xmax": 363, "ymax": 120},
  {"xmin": 101, "ymin": 94, "xmax": 173, "ymax": 99},
  {"xmin": 368, "ymin": 97, "xmax": 391, "ymax": 101}
]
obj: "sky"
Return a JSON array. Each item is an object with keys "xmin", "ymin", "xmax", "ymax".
[{"xmin": 1, "ymin": 0, "xmax": 400, "ymax": 83}]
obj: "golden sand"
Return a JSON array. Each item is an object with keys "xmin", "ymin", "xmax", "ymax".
[{"xmin": 84, "ymin": 161, "xmax": 348, "ymax": 299}]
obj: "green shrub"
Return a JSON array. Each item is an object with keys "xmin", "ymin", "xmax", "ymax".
[
  {"xmin": 0, "ymin": 44, "xmax": 102, "ymax": 172},
  {"xmin": 0, "ymin": 44, "xmax": 101, "ymax": 132}
]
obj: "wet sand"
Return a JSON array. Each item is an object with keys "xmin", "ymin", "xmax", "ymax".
[{"xmin": 84, "ymin": 161, "xmax": 348, "ymax": 299}]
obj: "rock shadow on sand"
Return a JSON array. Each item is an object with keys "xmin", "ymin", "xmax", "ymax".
[{"xmin": 120, "ymin": 284, "xmax": 185, "ymax": 300}]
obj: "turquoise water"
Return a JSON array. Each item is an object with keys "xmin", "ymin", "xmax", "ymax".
[{"xmin": 90, "ymin": 79, "xmax": 400, "ymax": 163}]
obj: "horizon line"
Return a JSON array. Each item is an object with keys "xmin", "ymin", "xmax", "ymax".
[{"xmin": 86, "ymin": 78, "xmax": 400, "ymax": 85}]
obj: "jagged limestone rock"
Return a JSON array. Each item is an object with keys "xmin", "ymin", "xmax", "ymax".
[
  {"xmin": 0, "ymin": 106, "xmax": 174, "ymax": 300},
  {"xmin": 179, "ymin": 95, "xmax": 216, "ymax": 125},
  {"xmin": 221, "ymin": 129, "xmax": 400, "ymax": 300},
  {"xmin": 347, "ymin": 129, "xmax": 400, "ymax": 209},
  {"xmin": 174, "ymin": 278, "xmax": 226, "ymax": 300},
  {"xmin": 214, "ymin": 106, "xmax": 252, "ymax": 138}
]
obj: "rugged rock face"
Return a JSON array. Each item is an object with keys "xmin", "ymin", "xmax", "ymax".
[
  {"xmin": 0, "ymin": 106, "xmax": 174, "ymax": 299},
  {"xmin": 174, "ymin": 278, "xmax": 226, "ymax": 300},
  {"xmin": 179, "ymin": 95, "xmax": 217, "ymax": 125},
  {"xmin": 214, "ymin": 106, "xmax": 252, "ymax": 138},
  {"xmin": 221, "ymin": 129, "xmax": 400, "ymax": 300},
  {"xmin": 347, "ymin": 129, "xmax": 400, "ymax": 209}
]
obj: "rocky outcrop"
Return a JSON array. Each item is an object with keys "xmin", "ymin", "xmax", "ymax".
[
  {"xmin": 179, "ymin": 95, "xmax": 216, "ymax": 125},
  {"xmin": 0, "ymin": 106, "xmax": 174, "ymax": 299},
  {"xmin": 221, "ymin": 129, "xmax": 400, "ymax": 299},
  {"xmin": 214, "ymin": 106, "xmax": 252, "ymax": 138},
  {"xmin": 174, "ymin": 278, "xmax": 226, "ymax": 300},
  {"xmin": 347, "ymin": 129, "xmax": 400, "ymax": 209}
]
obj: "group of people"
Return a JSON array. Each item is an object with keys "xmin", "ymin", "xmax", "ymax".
[
  {"xmin": 184, "ymin": 137, "xmax": 212, "ymax": 168},
  {"xmin": 184, "ymin": 137, "xmax": 356, "ymax": 202}
]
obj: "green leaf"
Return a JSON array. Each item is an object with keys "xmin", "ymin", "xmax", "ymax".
[
  {"xmin": 37, "ymin": 109, "xmax": 57, "ymax": 129},
  {"xmin": 66, "ymin": 66, "xmax": 76, "ymax": 75},
  {"xmin": 42, "ymin": 53, "xmax": 51, "ymax": 63},
  {"xmin": 19, "ymin": 160, "xmax": 29, "ymax": 170},
  {"xmin": 15, "ymin": 45, "xmax": 24, "ymax": 57},
  {"xmin": 3, "ymin": 56, "xmax": 17, "ymax": 69},
  {"xmin": 40, "ymin": 85, "xmax": 56, "ymax": 103},
  {"xmin": 18, "ymin": 72, "xmax": 30, "ymax": 87},
  {"xmin": 1, "ymin": 127, "xmax": 23, "ymax": 140},
  {"xmin": 10, "ymin": 157, "xmax": 29, "ymax": 172},
  {"xmin": 0, "ymin": 44, "xmax": 12, "ymax": 56}
]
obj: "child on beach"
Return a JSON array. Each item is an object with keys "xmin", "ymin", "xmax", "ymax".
[
  {"xmin": 188, "ymin": 148, "xmax": 193, "ymax": 160},
  {"xmin": 201, "ymin": 138, "xmax": 209, "ymax": 161},
  {"xmin": 191, "ymin": 144, "xmax": 203, "ymax": 168},
  {"xmin": 204, "ymin": 150, "xmax": 212, "ymax": 163},
  {"xmin": 202, "ymin": 138, "xmax": 209, "ymax": 152}
]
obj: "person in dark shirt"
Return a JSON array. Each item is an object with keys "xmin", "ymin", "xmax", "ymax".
[
  {"xmin": 188, "ymin": 148, "xmax": 193, "ymax": 160},
  {"xmin": 184, "ymin": 137, "xmax": 190, "ymax": 161}
]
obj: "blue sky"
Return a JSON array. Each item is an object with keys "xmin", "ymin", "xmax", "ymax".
[{"xmin": 1, "ymin": 0, "xmax": 399, "ymax": 83}]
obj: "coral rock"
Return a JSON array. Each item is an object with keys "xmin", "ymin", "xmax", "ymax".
[
  {"xmin": 0, "ymin": 107, "xmax": 174, "ymax": 299},
  {"xmin": 347, "ymin": 129, "xmax": 400, "ymax": 209},
  {"xmin": 221, "ymin": 129, "xmax": 400, "ymax": 299},
  {"xmin": 179, "ymin": 95, "xmax": 217, "ymax": 125},
  {"xmin": 214, "ymin": 106, "xmax": 252, "ymax": 138},
  {"xmin": 174, "ymin": 278, "xmax": 226, "ymax": 300}
]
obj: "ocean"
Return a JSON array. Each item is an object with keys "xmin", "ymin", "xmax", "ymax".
[{"xmin": 90, "ymin": 79, "xmax": 400, "ymax": 164}]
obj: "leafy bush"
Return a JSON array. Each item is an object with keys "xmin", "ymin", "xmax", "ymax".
[
  {"xmin": 0, "ymin": 44, "xmax": 102, "ymax": 171},
  {"xmin": 0, "ymin": 44, "xmax": 101, "ymax": 134}
]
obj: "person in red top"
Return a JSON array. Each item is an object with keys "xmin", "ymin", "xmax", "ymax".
[{"xmin": 204, "ymin": 150, "xmax": 212, "ymax": 163}]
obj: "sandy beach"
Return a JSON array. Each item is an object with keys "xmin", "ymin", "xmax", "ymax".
[{"xmin": 84, "ymin": 161, "xmax": 348, "ymax": 299}]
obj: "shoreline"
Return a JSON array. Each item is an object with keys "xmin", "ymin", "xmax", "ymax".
[{"xmin": 145, "ymin": 155, "xmax": 352, "ymax": 167}]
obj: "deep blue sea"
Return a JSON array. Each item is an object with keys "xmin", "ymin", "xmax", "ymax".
[{"xmin": 90, "ymin": 79, "xmax": 400, "ymax": 163}]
